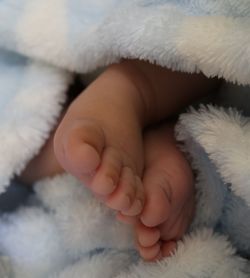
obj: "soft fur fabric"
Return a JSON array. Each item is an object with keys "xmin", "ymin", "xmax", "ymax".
[{"xmin": 0, "ymin": 1, "xmax": 249, "ymax": 277}]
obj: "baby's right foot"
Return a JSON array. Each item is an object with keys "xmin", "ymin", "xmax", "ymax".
[{"xmin": 54, "ymin": 63, "xmax": 147, "ymax": 216}]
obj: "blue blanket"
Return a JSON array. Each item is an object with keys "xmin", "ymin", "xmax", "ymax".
[{"xmin": 0, "ymin": 1, "xmax": 249, "ymax": 277}]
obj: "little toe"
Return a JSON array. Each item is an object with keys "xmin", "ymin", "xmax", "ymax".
[
  {"xmin": 106, "ymin": 167, "xmax": 136, "ymax": 211},
  {"xmin": 140, "ymin": 173, "xmax": 171, "ymax": 227},
  {"xmin": 91, "ymin": 147, "xmax": 123, "ymax": 195},
  {"xmin": 161, "ymin": 241, "xmax": 177, "ymax": 257},
  {"xmin": 135, "ymin": 222, "xmax": 160, "ymax": 247}
]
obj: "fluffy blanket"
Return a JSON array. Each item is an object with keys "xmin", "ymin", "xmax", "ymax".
[{"xmin": 0, "ymin": 1, "xmax": 250, "ymax": 277}]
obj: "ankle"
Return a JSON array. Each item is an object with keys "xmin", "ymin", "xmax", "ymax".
[{"xmin": 107, "ymin": 61, "xmax": 158, "ymax": 127}]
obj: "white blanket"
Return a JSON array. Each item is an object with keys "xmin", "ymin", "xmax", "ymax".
[{"xmin": 0, "ymin": 1, "xmax": 249, "ymax": 277}]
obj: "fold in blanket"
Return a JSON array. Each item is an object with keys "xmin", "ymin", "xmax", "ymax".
[
  {"xmin": 1, "ymin": 1, "xmax": 250, "ymax": 84},
  {"xmin": 0, "ymin": 1, "xmax": 249, "ymax": 277}
]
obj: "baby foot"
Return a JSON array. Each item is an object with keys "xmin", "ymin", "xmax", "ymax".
[
  {"xmin": 54, "ymin": 64, "xmax": 147, "ymax": 216},
  {"xmin": 134, "ymin": 123, "xmax": 194, "ymax": 261}
]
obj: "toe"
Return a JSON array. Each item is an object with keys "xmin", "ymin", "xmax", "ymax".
[
  {"xmin": 54, "ymin": 119, "xmax": 105, "ymax": 177},
  {"xmin": 137, "ymin": 242, "xmax": 161, "ymax": 262},
  {"xmin": 106, "ymin": 167, "xmax": 136, "ymax": 211},
  {"xmin": 91, "ymin": 147, "xmax": 123, "ymax": 195},
  {"xmin": 161, "ymin": 241, "xmax": 177, "ymax": 257},
  {"xmin": 135, "ymin": 222, "xmax": 160, "ymax": 247},
  {"xmin": 121, "ymin": 176, "xmax": 144, "ymax": 216},
  {"xmin": 116, "ymin": 212, "xmax": 139, "ymax": 225},
  {"xmin": 140, "ymin": 171, "xmax": 171, "ymax": 227}
]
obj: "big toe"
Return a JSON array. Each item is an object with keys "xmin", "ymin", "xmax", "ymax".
[
  {"xmin": 54, "ymin": 119, "xmax": 105, "ymax": 178},
  {"xmin": 140, "ymin": 171, "xmax": 171, "ymax": 227}
]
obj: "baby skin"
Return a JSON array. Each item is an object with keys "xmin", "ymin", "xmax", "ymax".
[
  {"xmin": 53, "ymin": 60, "xmax": 219, "ymax": 260},
  {"xmin": 21, "ymin": 60, "xmax": 219, "ymax": 261}
]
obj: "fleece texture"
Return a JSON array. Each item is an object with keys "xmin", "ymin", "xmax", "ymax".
[{"xmin": 0, "ymin": 1, "xmax": 249, "ymax": 277}]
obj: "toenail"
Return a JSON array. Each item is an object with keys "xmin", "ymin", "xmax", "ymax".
[
  {"xmin": 134, "ymin": 199, "xmax": 143, "ymax": 213},
  {"xmin": 92, "ymin": 177, "xmax": 116, "ymax": 195},
  {"xmin": 101, "ymin": 178, "xmax": 117, "ymax": 195},
  {"xmin": 121, "ymin": 199, "xmax": 141, "ymax": 216}
]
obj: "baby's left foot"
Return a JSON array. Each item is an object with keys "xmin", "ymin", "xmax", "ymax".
[
  {"xmin": 118, "ymin": 123, "xmax": 195, "ymax": 261},
  {"xmin": 140, "ymin": 124, "xmax": 195, "ymax": 261}
]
